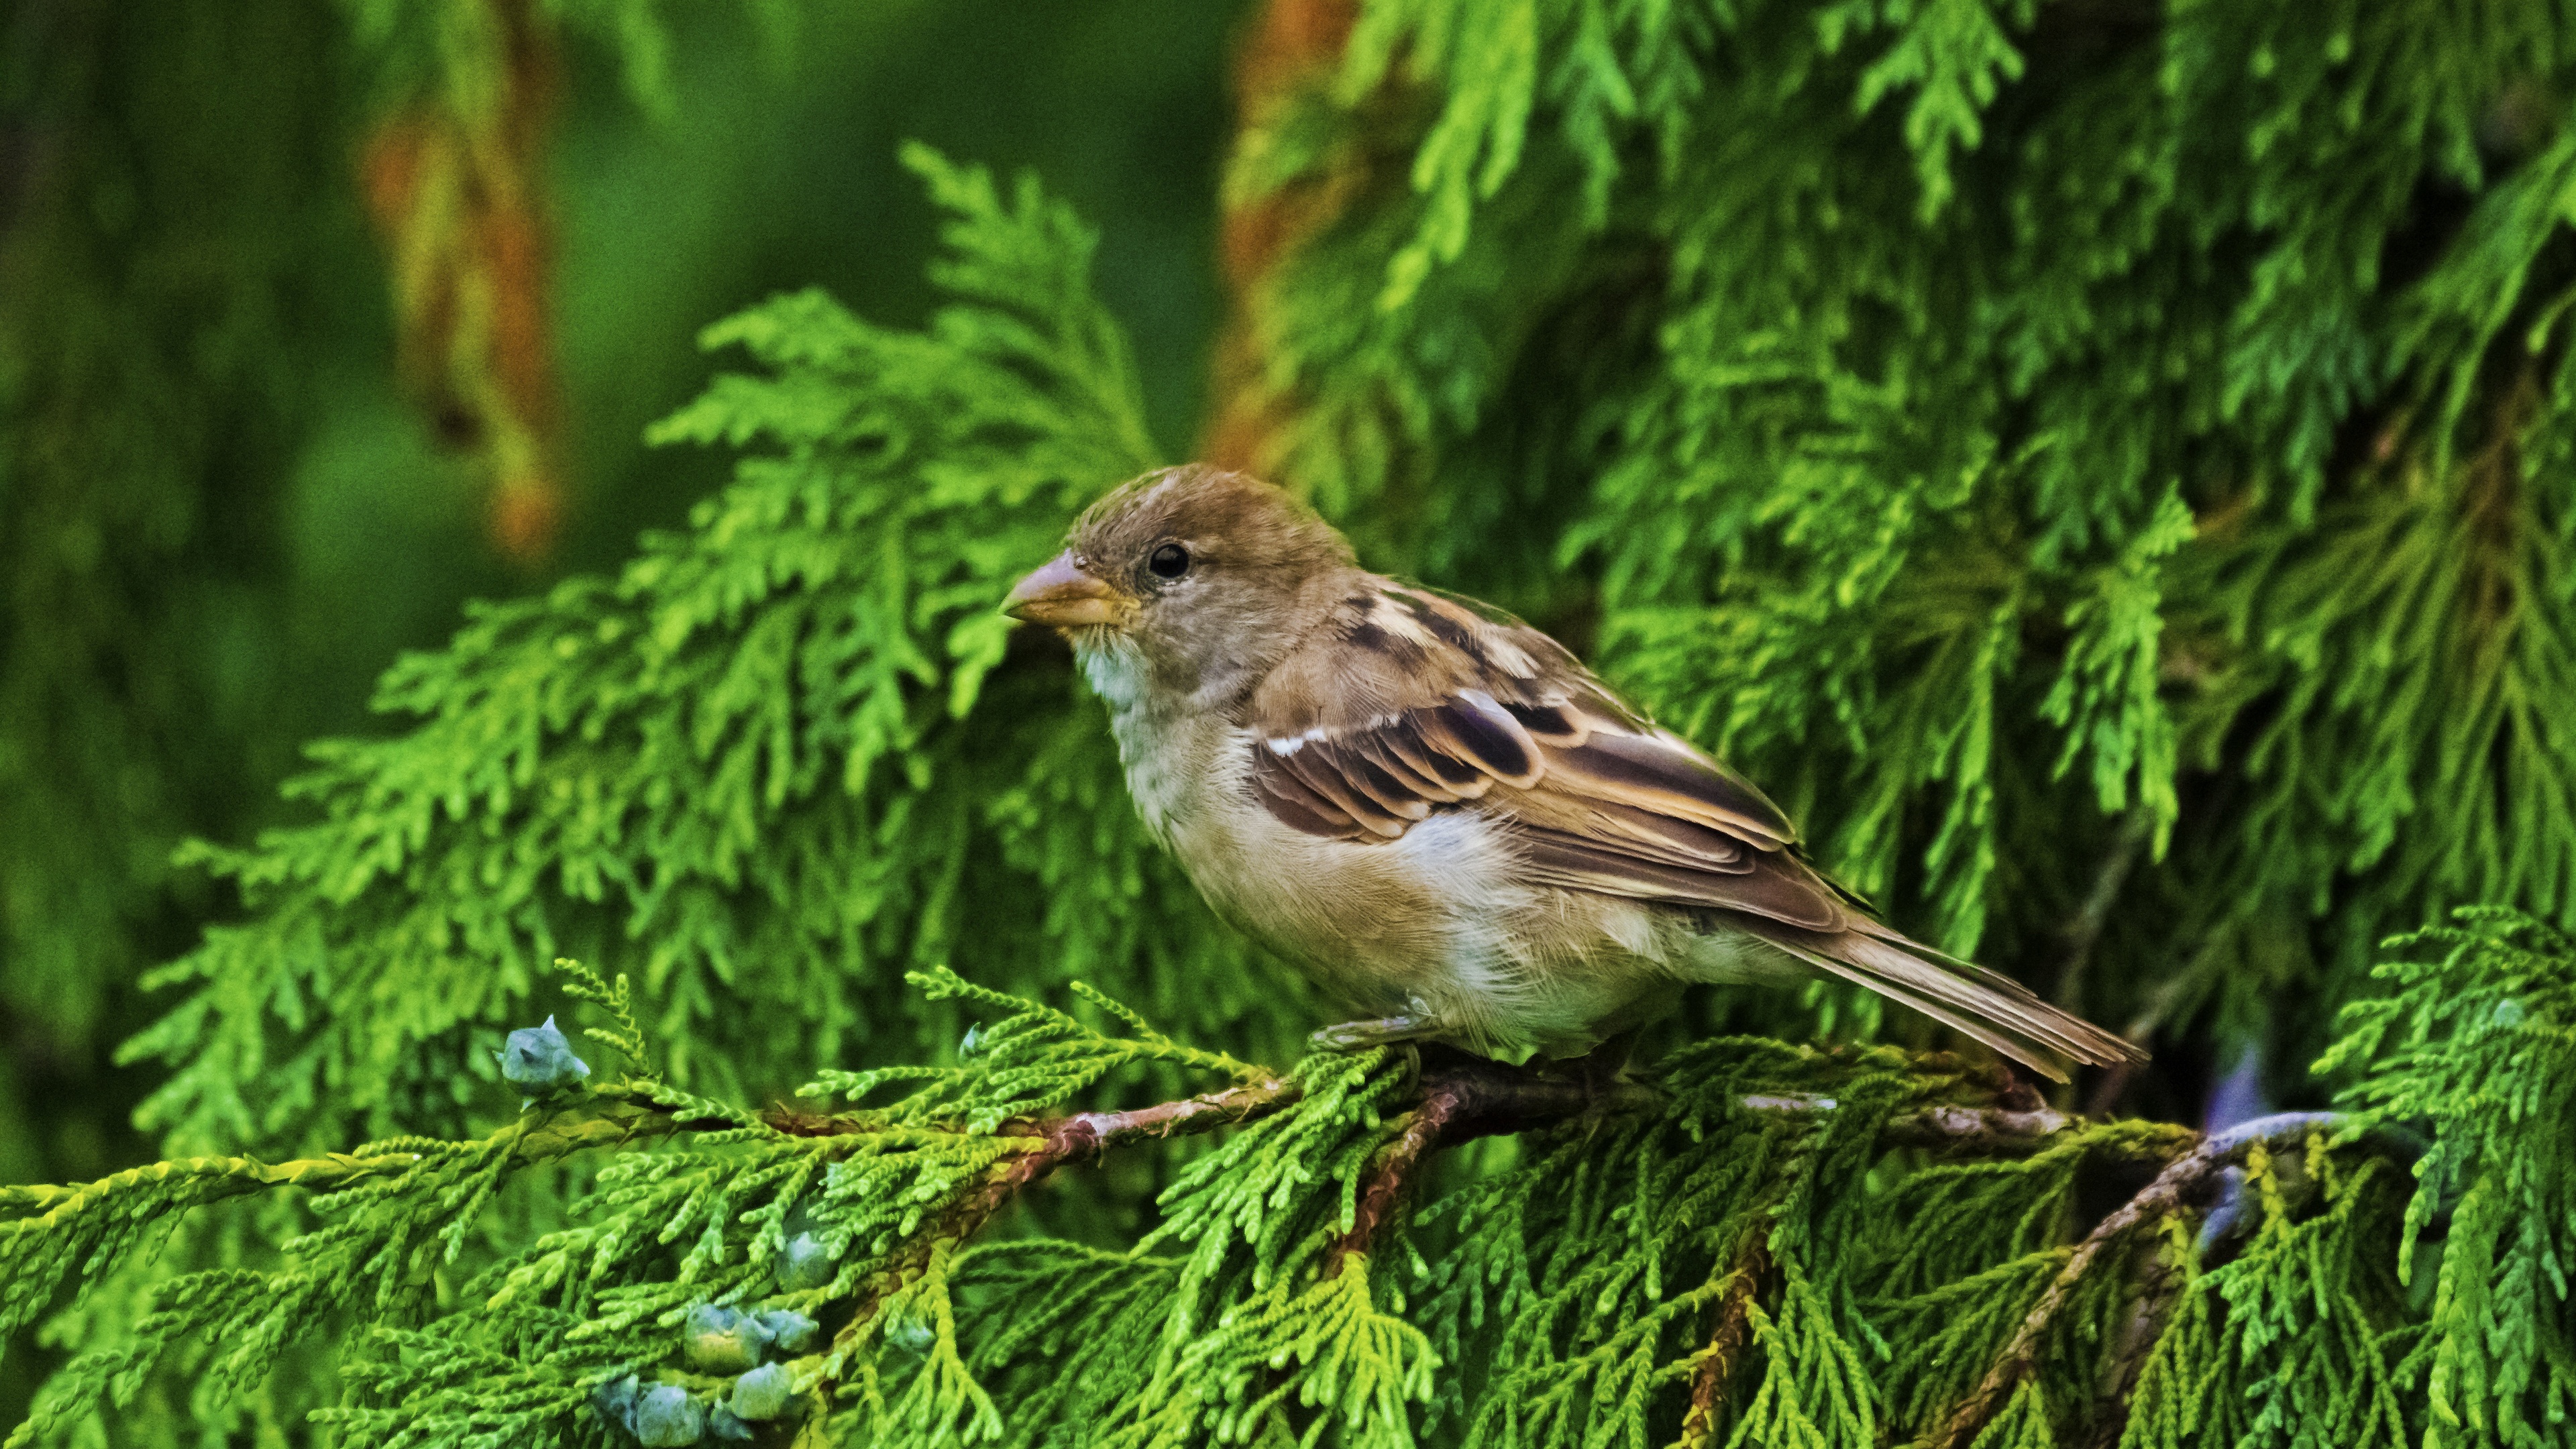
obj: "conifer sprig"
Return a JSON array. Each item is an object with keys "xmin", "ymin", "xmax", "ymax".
[
  {"xmin": 801, "ymin": 965, "xmax": 1271, "ymax": 1134},
  {"xmin": 558, "ymin": 957, "xmax": 657, "ymax": 1079},
  {"xmin": 2316, "ymin": 907, "xmax": 2576, "ymax": 1449},
  {"xmin": 3, "ymin": 1089, "xmax": 719, "ymax": 1444},
  {"xmin": 4, "ymin": 949, "xmax": 2554, "ymax": 1447}
]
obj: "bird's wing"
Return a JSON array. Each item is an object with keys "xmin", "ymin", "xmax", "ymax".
[
  {"xmin": 1242, "ymin": 578, "xmax": 1837, "ymax": 931},
  {"xmin": 1242, "ymin": 578, "xmax": 2141, "ymax": 1077}
]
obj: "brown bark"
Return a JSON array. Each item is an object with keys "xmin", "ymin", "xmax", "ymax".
[
  {"xmin": 1323, "ymin": 1076, "xmax": 1461, "ymax": 1278},
  {"xmin": 1201, "ymin": 0, "xmax": 1363, "ymax": 478},
  {"xmin": 1678, "ymin": 1228, "xmax": 1776, "ymax": 1449},
  {"xmin": 358, "ymin": 0, "xmax": 566, "ymax": 563}
]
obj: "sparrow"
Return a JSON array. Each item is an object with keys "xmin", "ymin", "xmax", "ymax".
[{"xmin": 1003, "ymin": 466, "xmax": 2143, "ymax": 1081}]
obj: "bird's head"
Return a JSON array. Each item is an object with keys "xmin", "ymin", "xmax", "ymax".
[{"xmin": 1004, "ymin": 466, "xmax": 1354, "ymax": 706}]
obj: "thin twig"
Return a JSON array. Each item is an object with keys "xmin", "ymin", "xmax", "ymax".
[
  {"xmin": 1678, "ymin": 1225, "xmax": 1774, "ymax": 1448},
  {"xmin": 0, "ymin": 1099, "xmax": 684, "ymax": 1223},
  {"xmin": 1929, "ymin": 1111, "xmax": 2346, "ymax": 1449},
  {"xmin": 1018, "ymin": 1076, "xmax": 1305, "ymax": 1167},
  {"xmin": 1882, "ymin": 1103, "xmax": 2076, "ymax": 1150},
  {"xmin": 2054, "ymin": 812, "xmax": 2149, "ymax": 1014},
  {"xmin": 1323, "ymin": 1079, "xmax": 1463, "ymax": 1278},
  {"xmin": 759, "ymin": 1075, "xmax": 1303, "ymax": 1148},
  {"xmin": 762, "ymin": 1066, "xmax": 2115, "ymax": 1169}
]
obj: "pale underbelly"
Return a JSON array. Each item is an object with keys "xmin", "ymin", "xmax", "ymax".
[
  {"xmin": 1104, "ymin": 708, "xmax": 1770, "ymax": 1054},
  {"xmin": 1173, "ymin": 804, "xmax": 1686, "ymax": 1055}
]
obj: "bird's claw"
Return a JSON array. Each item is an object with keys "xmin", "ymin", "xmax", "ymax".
[{"xmin": 1310, "ymin": 1015, "xmax": 1433, "ymax": 1053}]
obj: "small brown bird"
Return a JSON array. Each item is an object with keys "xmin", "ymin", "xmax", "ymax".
[{"xmin": 1004, "ymin": 466, "xmax": 2141, "ymax": 1081}]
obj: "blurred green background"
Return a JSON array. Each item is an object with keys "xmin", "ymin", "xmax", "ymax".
[{"xmin": 0, "ymin": 0, "xmax": 1246, "ymax": 1217}]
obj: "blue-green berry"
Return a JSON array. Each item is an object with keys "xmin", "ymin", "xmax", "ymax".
[
  {"xmin": 590, "ymin": 1373, "xmax": 643, "ymax": 1431},
  {"xmin": 753, "ymin": 1309, "xmax": 818, "ymax": 1355},
  {"xmin": 685, "ymin": 1303, "xmax": 773, "ymax": 1373},
  {"xmin": 497, "ymin": 1016, "xmax": 590, "ymax": 1089},
  {"xmin": 731, "ymin": 1362, "xmax": 795, "ymax": 1421},
  {"xmin": 778, "ymin": 1231, "xmax": 839, "ymax": 1291},
  {"xmin": 630, "ymin": 1385, "xmax": 705, "ymax": 1447},
  {"xmin": 706, "ymin": 1405, "xmax": 755, "ymax": 1442}
]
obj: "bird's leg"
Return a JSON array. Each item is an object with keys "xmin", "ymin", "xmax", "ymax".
[
  {"xmin": 1578, "ymin": 1026, "xmax": 1646, "ymax": 1090},
  {"xmin": 1311, "ymin": 992, "xmax": 1448, "ymax": 1053},
  {"xmin": 1534, "ymin": 1028, "xmax": 1646, "ymax": 1126},
  {"xmin": 1309, "ymin": 1014, "xmax": 1437, "ymax": 1052}
]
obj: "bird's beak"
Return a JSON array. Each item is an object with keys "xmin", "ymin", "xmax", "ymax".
[{"xmin": 1004, "ymin": 551, "xmax": 1131, "ymax": 629}]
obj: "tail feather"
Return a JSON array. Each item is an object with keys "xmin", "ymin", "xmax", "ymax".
[{"xmin": 1739, "ymin": 922, "xmax": 2143, "ymax": 1083}]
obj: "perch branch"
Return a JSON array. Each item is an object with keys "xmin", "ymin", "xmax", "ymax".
[
  {"xmin": 759, "ymin": 1060, "xmax": 2121, "ymax": 1195},
  {"xmin": 0, "ymin": 1055, "xmax": 2117, "ymax": 1241},
  {"xmin": 1929, "ymin": 1111, "xmax": 2347, "ymax": 1449},
  {"xmin": 0, "ymin": 1097, "xmax": 688, "ymax": 1224}
]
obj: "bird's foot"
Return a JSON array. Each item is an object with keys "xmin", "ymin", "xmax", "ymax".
[
  {"xmin": 1576, "ymin": 1028, "xmax": 1644, "ymax": 1088},
  {"xmin": 1539, "ymin": 1028, "xmax": 1642, "ymax": 1090},
  {"xmin": 1309, "ymin": 1014, "xmax": 1436, "ymax": 1053},
  {"xmin": 1527, "ymin": 1030, "xmax": 1647, "ymax": 1138}
]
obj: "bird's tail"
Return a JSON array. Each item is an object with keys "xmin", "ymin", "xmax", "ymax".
[{"xmin": 1738, "ymin": 919, "xmax": 2143, "ymax": 1083}]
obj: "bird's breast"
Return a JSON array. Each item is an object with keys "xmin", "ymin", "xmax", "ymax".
[
  {"xmin": 1106, "ymin": 717, "xmax": 1518, "ymax": 993},
  {"xmin": 1093, "ymin": 697, "xmax": 1217, "ymax": 850}
]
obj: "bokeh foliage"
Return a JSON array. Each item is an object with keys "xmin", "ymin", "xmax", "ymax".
[
  {"xmin": 0, "ymin": 0, "xmax": 337, "ymax": 1182},
  {"xmin": 0, "ymin": 0, "xmax": 1244, "ymax": 1426},
  {"xmin": 5, "ymin": 0, "xmax": 2576, "ymax": 1442}
]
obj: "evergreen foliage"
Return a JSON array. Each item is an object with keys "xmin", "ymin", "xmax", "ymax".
[
  {"xmin": 11, "ymin": 910, "xmax": 2574, "ymax": 1446},
  {"xmin": 1223, "ymin": 0, "xmax": 2576, "ymax": 1069},
  {"xmin": 7, "ymin": 0, "xmax": 2576, "ymax": 1442}
]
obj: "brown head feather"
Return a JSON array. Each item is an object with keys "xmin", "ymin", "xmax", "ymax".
[{"xmin": 1061, "ymin": 466, "xmax": 1358, "ymax": 706}]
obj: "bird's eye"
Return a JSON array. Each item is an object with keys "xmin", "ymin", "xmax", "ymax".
[{"xmin": 1147, "ymin": 543, "xmax": 1191, "ymax": 580}]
